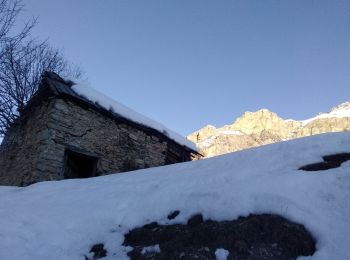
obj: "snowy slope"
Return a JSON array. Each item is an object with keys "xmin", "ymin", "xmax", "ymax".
[
  {"xmin": 1, "ymin": 132, "xmax": 350, "ymax": 259},
  {"xmin": 71, "ymin": 83, "xmax": 196, "ymax": 151}
]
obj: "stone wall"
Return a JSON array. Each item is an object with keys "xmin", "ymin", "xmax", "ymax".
[
  {"xmin": 44, "ymin": 98, "xmax": 169, "ymax": 178},
  {"xmin": 0, "ymin": 98, "xmax": 194, "ymax": 186},
  {"xmin": 0, "ymin": 100, "xmax": 55, "ymax": 186}
]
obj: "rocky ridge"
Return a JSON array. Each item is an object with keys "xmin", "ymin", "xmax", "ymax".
[{"xmin": 188, "ymin": 102, "xmax": 350, "ymax": 157}]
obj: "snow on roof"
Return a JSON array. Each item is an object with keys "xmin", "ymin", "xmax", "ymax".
[
  {"xmin": 70, "ymin": 83, "xmax": 197, "ymax": 151},
  {"xmin": 1, "ymin": 132, "xmax": 350, "ymax": 259}
]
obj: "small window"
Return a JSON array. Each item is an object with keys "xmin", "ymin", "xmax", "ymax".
[{"xmin": 64, "ymin": 149, "xmax": 98, "ymax": 179}]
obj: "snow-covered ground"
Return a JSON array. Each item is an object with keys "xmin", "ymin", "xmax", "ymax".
[
  {"xmin": 71, "ymin": 83, "xmax": 196, "ymax": 151},
  {"xmin": 1, "ymin": 132, "xmax": 350, "ymax": 260}
]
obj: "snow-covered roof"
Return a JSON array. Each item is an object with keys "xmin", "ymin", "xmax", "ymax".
[
  {"xmin": 70, "ymin": 83, "xmax": 196, "ymax": 151},
  {"xmin": 36, "ymin": 72, "xmax": 196, "ymax": 151},
  {"xmin": 1, "ymin": 132, "xmax": 350, "ymax": 259}
]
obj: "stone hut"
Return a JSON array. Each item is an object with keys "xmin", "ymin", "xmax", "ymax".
[{"xmin": 0, "ymin": 72, "xmax": 198, "ymax": 186}]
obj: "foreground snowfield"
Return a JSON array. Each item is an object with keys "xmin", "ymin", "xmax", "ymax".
[{"xmin": 1, "ymin": 132, "xmax": 350, "ymax": 260}]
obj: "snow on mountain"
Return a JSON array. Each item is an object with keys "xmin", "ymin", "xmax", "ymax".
[
  {"xmin": 71, "ymin": 83, "xmax": 197, "ymax": 151},
  {"xmin": 188, "ymin": 102, "xmax": 350, "ymax": 157},
  {"xmin": 301, "ymin": 102, "xmax": 350, "ymax": 125},
  {"xmin": 1, "ymin": 132, "xmax": 350, "ymax": 259},
  {"xmin": 218, "ymin": 130, "xmax": 244, "ymax": 135}
]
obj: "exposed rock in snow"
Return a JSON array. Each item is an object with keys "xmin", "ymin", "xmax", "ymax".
[
  {"xmin": 124, "ymin": 213, "xmax": 315, "ymax": 259},
  {"xmin": 87, "ymin": 244, "xmax": 107, "ymax": 260}
]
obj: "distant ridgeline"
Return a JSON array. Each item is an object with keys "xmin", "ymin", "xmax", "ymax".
[{"xmin": 188, "ymin": 102, "xmax": 350, "ymax": 157}]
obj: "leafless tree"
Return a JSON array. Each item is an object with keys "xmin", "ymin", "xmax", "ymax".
[
  {"xmin": 0, "ymin": 0, "xmax": 34, "ymax": 58},
  {"xmin": 0, "ymin": 0, "xmax": 83, "ymax": 136}
]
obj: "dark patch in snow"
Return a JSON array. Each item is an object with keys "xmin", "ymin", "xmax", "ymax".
[
  {"xmin": 299, "ymin": 153, "xmax": 350, "ymax": 171},
  {"xmin": 143, "ymin": 222, "xmax": 159, "ymax": 230},
  {"xmin": 123, "ymin": 214, "xmax": 316, "ymax": 260},
  {"xmin": 167, "ymin": 210, "xmax": 180, "ymax": 220},
  {"xmin": 86, "ymin": 243, "xmax": 107, "ymax": 260},
  {"xmin": 323, "ymin": 153, "xmax": 350, "ymax": 163},
  {"xmin": 187, "ymin": 213, "xmax": 204, "ymax": 226}
]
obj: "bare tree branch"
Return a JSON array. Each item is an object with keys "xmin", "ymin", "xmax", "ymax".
[{"xmin": 0, "ymin": 0, "xmax": 84, "ymax": 136}]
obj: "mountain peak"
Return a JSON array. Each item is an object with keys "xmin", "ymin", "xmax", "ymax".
[
  {"xmin": 330, "ymin": 102, "xmax": 350, "ymax": 114},
  {"xmin": 243, "ymin": 108, "xmax": 275, "ymax": 116},
  {"xmin": 189, "ymin": 102, "xmax": 350, "ymax": 157},
  {"xmin": 230, "ymin": 108, "xmax": 285, "ymax": 134}
]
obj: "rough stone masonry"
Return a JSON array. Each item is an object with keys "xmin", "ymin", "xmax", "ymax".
[{"xmin": 0, "ymin": 72, "xmax": 198, "ymax": 186}]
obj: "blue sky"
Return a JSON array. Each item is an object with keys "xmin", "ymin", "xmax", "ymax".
[{"xmin": 22, "ymin": 0, "xmax": 350, "ymax": 136}]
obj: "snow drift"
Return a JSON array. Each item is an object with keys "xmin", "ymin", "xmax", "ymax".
[{"xmin": 0, "ymin": 132, "xmax": 350, "ymax": 259}]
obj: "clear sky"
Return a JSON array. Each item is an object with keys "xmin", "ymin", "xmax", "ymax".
[{"xmin": 21, "ymin": 0, "xmax": 350, "ymax": 136}]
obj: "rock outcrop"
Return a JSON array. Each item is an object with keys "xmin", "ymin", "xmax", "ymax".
[
  {"xmin": 188, "ymin": 102, "xmax": 350, "ymax": 157},
  {"xmin": 123, "ymin": 213, "xmax": 316, "ymax": 260}
]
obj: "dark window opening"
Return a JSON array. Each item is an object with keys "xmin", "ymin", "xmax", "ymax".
[{"xmin": 64, "ymin": 149, "xmax": 98, "ymax": 179}]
